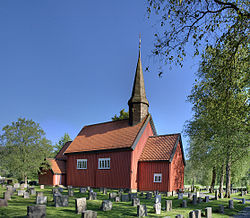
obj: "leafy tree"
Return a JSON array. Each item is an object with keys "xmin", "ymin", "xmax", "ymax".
[
  {"xmin": 53, "ymin": 133, "xmax": 72, "ymax": 155},
  {"xmin": 0, "ymin": 118, "xmax": 53, "ymax": 183},
  {"xmin": 112, "ymin": 109, "xmax": 129, "ymax": 121},
  {"xmin": 185, "ymin": 40, "xmax": 249, "ymax": 197},
  {"xmin": 146, "ymin": 0, "xmax": 249, "ymax": 72}
]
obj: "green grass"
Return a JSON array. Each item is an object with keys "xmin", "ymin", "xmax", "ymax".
[{"xmin": 0, "ymin": 185, "xmax": 249, "ymax": 217}]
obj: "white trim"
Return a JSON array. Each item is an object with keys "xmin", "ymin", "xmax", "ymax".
[
  {"xmin": 77, "ymin": 159, "xmax": 87, "ymax": 169},
  {"xmin": 98, "ymin": 158, "xmax": 110, "ymax": 169},
  {"xmin": 153, "ymin": 173, "xmax": 162, "ymax": 183}
]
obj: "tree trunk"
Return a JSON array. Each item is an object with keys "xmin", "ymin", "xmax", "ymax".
[
  {"xmin": 219, "ymin": 165, "xmax": 224, "ymax": 198},
  {"xmin": 225, "ymin": 159, "xmax": 231, "ymax": 198},
  {"xmin": 210, "ymin": 167, "xmax": 216, "ymax": 193},
  {"xmin": 24, "ymin": 175, "xmax": 28, "ymax": 185},
  {"xmin": 192, "ymin": 178, "xmax": 195, "ymax": 192}
]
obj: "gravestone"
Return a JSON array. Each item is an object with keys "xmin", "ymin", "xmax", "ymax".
[
  {"xmin": 81, "ymin": 210, "xmax": 97, "ymax": 218},
  {"xmin": 29, "ymin": 188, "xmax": 36, "ymax": 195},
  {"xmin": 166, "ymin": 200, "xmax": 172, "ymax": 211},
  {"xmin": 132, "ymin": 198, "xmax": 140, "ymax": 206},
  {"xmin": 218, "ymin": 205, "xmax": 224, "ymax": 213},
  {"xmin": 146, "ymin": 192, "xmax": 152, "ymax": 199},
  {"xmin": 115, "ymin": 196, "xmax": 120, "ymax": 202},
  {"xmin": 121, "ymin": 194, "xmax": 129, "ymax": 202},
  {"xmin": 88, "ymin": 192, "xmax": 97, "ymax": 200},
  {"xmin": 103, "ymin": 188, "xmax": 107, "ymax": 194},
  {"xmin": 109, "ymin": 192, "xmax": 117, "ymax": 200},
  {"xmin": 176, "ymin": 215, "xmax": 184, "ymax": 218},
  {"xmin": 172, "ymin": 190, "xmax": 176, "ymax": 196},
  {"xmin": 53, "ymin": 188, "xmax": 60, "ymax": 194},
  {"xmin": 68, "ymin": 185, "xmax": 73, "ymax": 189},
  {"xmin": 205, "ymin": 207, "xmax": 212, "ymax": 218},
  {"xmin": 0, "ymin": 199, "xmax": 8, "ymax": 207},
  {"xmin": 36, "ymin": 192, "xmax": 44, "ymax": 197},
  {"xmin": 54, "ymin": 195, "xmax": 69, "ymax": 207},
  {"xmin": 188, "ymin": 193, "xmax": 193, "ymax": 200},
  {"xmin": 4, "ymin": 192, "xmax": 11, "ymax": 200},
  {"xmin": 154, "ymin": 203, "xmax": 161, "ymax": 215},
  {"xmin": 205, "ymin": 196, "xmax": 209, "ymax": 203},
  {"xmin": 166, "ymin": 192, "xmax": 172, "ymax": 197},
  {"xmin": 178, "ymin": 193, "xmax": 183, "ymax": 199},
  {"xmin": 36, "ymin": 196, "xmax": 47, "ymax": 205},
  {"xmin": 195, "ymin": 209, "xmax": 201, "ymax": 218},
  {"xmin": 189, "ymin": 211, "xmax": 195, "ymax": 218},
  {"xmin": 23, "ymin": 192, "xmax": 30, "ymax": 199},
  {"xmin": 155, "ymin": 195, "xmax": 161, "ymax": 204},
  {"xmin": 181, "ymin": 200, "xmax": 187, "ymax": 208},
  {"xmin": 140, "ymin": 192, "xmax": 144, "ymax": 197},
  {"xmin": 87, "ymin": 186, "xmax": 91, "ymax": 191},
  {"xmin": 68, "ymin": 189, "xmax": 74, "ymax": 197},
  {"xmin": 215, "ymin": 190, "xmax": 219, "ymax": 200},
  {"xmin": 129, "ymin": 193, "xmax": 137, "ymax": 200},
  {"xmin": 18, "ymin": 190, "xmax": 25, "ymax": 196},
  {"xmin": 40, "ymin": 185, "xmax": 44, "ymax": 189},
  {"xmin": 75, "ymin": 198, "xmax": 87, "ymax": 214},
  {"xmin": 196, "ymin": 191, "xmax": 199, "ymax": 197},
  {"xmin": 27, "ymin": 205, "xmax": 46, "ymax": 218},
  {"xmin": 58, "ymin": 187, "xmax": 64, "ymax": 193},
  {"xmin": 80, "ymin": 187, "xmax": 87, "ymax": 193},
  {"xmin": 241, "ymin": 191, "xmax": 244, "ymax": 196},
  {"xmin": 192, "ymin": 195, "xmax": 197, "ymax": 205},
  {"xmin": 137, "ymin": 205, "xmax": 147, "ymax": 217},
  {"xmin": 242, "ymin": 198, "xmax": 246, "ymax": 204},
  {"xmin": 153, "ymin": 190, "xmax": 159, "ymax": 196},
  {"xmin": 14, "ymin": 183, "xmax": 20, "ymax": 189},
  {"xmin": 229, "ymin": 200, "xmax": 234, "ymax": 209},
  {"xmin": 198, "ymin": 197, "xmax": 202, "ymax": 203},
  {"xmin": 101, "ymin": 200, "xmax": 112, "ymax": 211}
]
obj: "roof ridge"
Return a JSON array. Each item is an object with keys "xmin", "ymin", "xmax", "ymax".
[
  {"xmin": 83, "ymin": 118, "xmax": 129, "ymax": 128},
  {"xmin": 149, "ymin": 133, "xmax": 180, "ymax": 138}
]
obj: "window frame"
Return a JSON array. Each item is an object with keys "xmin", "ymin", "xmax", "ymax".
[
  {"xmin": 153, "ymin": 173, "xmax": 162, "ymax": 183},
  {"xmin": 98, "ymin": 158, "xmax": 110, "ymax": 170},
  {"xmin": 76, "ymin": 159, "xmax": 87, "ymax": 169}
]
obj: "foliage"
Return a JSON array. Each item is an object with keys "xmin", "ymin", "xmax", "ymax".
[
  {"xmin": 0, "ymin": 118, "xmax": 53, "ymax": 181},
  {"xmin": 111, "ymin": 109, "xmax": 129, "ymax": 121},
  {"xmin": 53, "ymin": 133, "xmax": 72, "ymax": 156},
  {"xmin": 146, "ymin": 0, "xmax": 249, "ymax": 73}
]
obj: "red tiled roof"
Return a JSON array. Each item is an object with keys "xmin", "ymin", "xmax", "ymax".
[
  {"xmin": 139, "ymin": 134, "xmax": 180, "ymax": 161},
  {"xmin": 55, "ymin": 141, "xmax": 72, "ymax": 160},
  {"xmin": 64, "ymin": 116, "xmax": 148, "ymax": 154},
  {"xmin": 48, "ymin": 158, "xmax": 66, "ymax": 174}
]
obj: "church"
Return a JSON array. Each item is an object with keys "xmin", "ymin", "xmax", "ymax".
[{"xmin": 39, "ymin": 44, "xmax": 185, "ymax": 192}]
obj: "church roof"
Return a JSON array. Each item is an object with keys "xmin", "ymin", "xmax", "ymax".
[
  {"xmin": 55, "ymin": 141, "xmax": 72, "ymax": 160},
  {"xmin": 64, "ymin": 115, "xmax": 150, "ymax": 154},
  {"xmin": 139, "ymin": 134, "xmax": 182, "ymax": 161},
  {"xmin": 47, "ymin": 158, "xmax": 66, "ymax": 174}
]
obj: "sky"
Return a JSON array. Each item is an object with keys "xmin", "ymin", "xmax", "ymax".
[{"xmin": 0, "ymin": 1, "xmax": 200, "ymax": 152}]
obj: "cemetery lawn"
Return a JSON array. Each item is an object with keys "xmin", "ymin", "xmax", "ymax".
[{"xmin": 0, "ymin": 186, "xmax": 249, "ymax": 217}]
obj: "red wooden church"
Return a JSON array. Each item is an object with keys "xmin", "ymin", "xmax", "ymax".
[{"xmin": 39, "ymin": 46, "xmax": 185, "ymax": 192}]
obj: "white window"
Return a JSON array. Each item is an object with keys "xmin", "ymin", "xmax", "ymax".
[
  {"xmin": 154, "ymin": 173, "xmax": 162, "ymax": 183},
  {"xmin": 98, "ymin": 158, "xmax": 110, "ymax": 169},
  {"xmin": 77, "ymin": 159, "xmax": 87, "ymax": 169}
]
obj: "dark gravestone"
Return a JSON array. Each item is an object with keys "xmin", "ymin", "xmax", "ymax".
[
  {"xmin": 181, "ymin": 200, "xmax": 187, "ymax": 208},
  {"xmin": 154, "ymin": 203, "xmax": 161, "ymax": 215},
  {"xmin": 155, "ymin": 195, "xmax": 161, "ymax": 204},
  {"xmin": 53, "ymin": 188, "xmax": 60, "ymax": 195},
  {"xmin": 242, "ymin": 198, "xmax": 246, "ymax": 204},
  {"xmin": 58, "ymin": 187, "xmax": 64, "ymax": 193},
  {"xmin": 229, "ymin": 200, "xmax": 234, "ymax": 209},
  {"xmin": 100, "ymin": 200, "xmax": 112, "ymax": 211},
  {"xmin": 205, "ymin": 196, "xmax": 209, "ymax": 203},
  {"xmin": 79, "ymin": 187, "xmax": 87, "ymax": 193},
  {"xmin": 29, "ymin": 188, "xmax": 36, "ymax": 196},
  {"xmin": 88, "ymin": 192, "xmax": 97, "ymax": 200},
  {"xmin": 195, "ymin": 210, "xmax": 201, "ymax": 218},
  {"xmin": 23, "ymin": 192, "xmax": 30, "ymax": 199},
  {"xmin": 218, "ymin": 205, "xmax": 224, "ymax": 214},
  {"xmin": 176, "ymin": 215, "xmax": 184, "ymax": 218},
  {"xmin": 166, "ymin": 200, "xmax": 172, "ymax": 211},
  {"xmin": 178, "ymin": 193, "xmax": 183, "ymax": 199},
  {"xmin": 36, "ymin": 196, "xmax": 47, "ymax": 205},
  {"xmin": 137, "ymin": 205, "xmax": 147, "ymax": 217},
  {"xmin": 205, "ymin": 207, "xmax": 212, "ymax": 218},
  {"xmin": 53, "ymin": 192, "xmax": 62, "ymax": 202},
  {"xmin": 146, "ymin": 192, "xmax": 152, "ymax": 199},
  {"xmin": 27, "ymin": 205, "xmax": 46, "ymax": 218},
  {"xmin": 121, "ymin": 194, "xmax": 129, "ymax": 202},
  {"xmin": 189, "ymin": 211, "xmax": 195, "ymax": 218},
  {"xmin": 54, "ymin": 195, "xmax": 69, "ymax": 207},
  {"xmin": 81, "ymin": 210, "xmax": 97, "ymax": 218},
  {"xmin": 109, "ymin": 192, "xmax": 117, "ymax": 200},
  {"xmin": 68, "ymin": 189, "xmax": 74, "ymax": 197},
  {"xmin": 75, "ymin": 198, "xmax": 87, "ymax": 214},
  {"xmin": 0, "ymin": 199, "xmax": 8, "ymax": 207},
  {"xmin": 198, "ymin": 197, "xmax": 202, "ymax": 203},
  {"xmin": 4, "ymin": 192, "xmax": 11, "ymax": 200},
  {"xmin": 192, "ymin": 195, "xmax": 197, "ymax": 205},
  {"xmin": 132, "ymin": 198, "xmax": 140, "ymax": 206},
  {"xmin": 129, "ymin": 193, "xmax": 137, "ymax": 201}
]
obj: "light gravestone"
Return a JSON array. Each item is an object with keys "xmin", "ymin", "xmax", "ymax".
[
  {"xmin": 88, "ymin": 192, "xmax": 97, "ymax": 200},
  {"xmin": 188, "ymin": 193, "xmax": 193, "ymax": 200},
  {"xmin": 14, "ymin": 183, "xmax": 20, "ymax": 189},
  {"xmin": 215, "ymin": 190, "xmax": 219, "ymax": 200},
  {"xmin": 54, "ymin": 195, "xmax": 69, "ymax": 207},
  {"xmin": 137, "ymin": 205, "xmax": 147, "ymax": 217},
  {"xmin": 81, "ymin": 210, "xmax": 97, "ymax": 218},
  {"xmin": 18, "ymin": 190, "xmax": 25, "ymax": 196},
  {"xmin": 176, "ymin": 215, "xmax": 184, "ymax": 218},
  {"xmin": 27, "ymin": 205, "xmax": 46, "ymax": 218},
  {"xmin": 109, "ymin": 192, "xmax": 117, "ymax": 200},
  {"xmin": 36, "ymin": 192, "xmax": 44, "ymax": 197},
  {"xmin": 132, "ymin": 198, "xmax": 140, "ymax": 206},
  {"xmin": 155, "ymin": 195, "xmax": 161, "ymax": 204},
  {"xmin": 178, "ymin": 193, "xmax": 183, "ymax": 199},
  {"xmin": 40, "ymin": 185, "xmax": 44, "ymax": 189},
  {"xmin": 4, "ymin": 192, "xmax": 11, "ymax": 200},
  {"xmin": 189, "ymin": 211, "xmax": 195, "ymax": 218},
  {"xmin": 0, "ymin": 199, "xmax": 8, "ymax": 207},
  {"xmin": 23, "ymin": 192, "xmax": 30, "ymax": 199},
  {"xmin": 195, "ymin": 210, "xmax": 201, "ymax": 218},
  {"xmin": 154, "ymin": 203, "xmax": 161, "ymax": 215},
  {"xmin": 101, "ymin": 200, "xmax": 112, "ymax": 211},
  {"xmin": 242, "ymin": 198, "xmax": 246, "ymax": 204},
  {"xmin": 36, "ymin": 196, "xmax": 47, "ymax": 205},
  {"xmin": 115, "ymin": 196, "xmax": 120, "ymax": 202},
  {"xmin": 166, "ymin": 192, "xmax": 172, "ymax": 197},
  {"xmin": 75, "ymin": 198, "xmax": 86, "ymax": 214},
  {"xmin": 29, "ymin": 188, "xmax": 36, "ymax": 196},
  {"xmin": 68, "ymin": 189, "xmax": 74, "ymax": 197},
  {"xmin": 166, "ymin": 200, "xmax": 172, "ymax": 211},
  {"xmin": 205, "ymin": 207, "xmax": 212, "ymax": 218}
]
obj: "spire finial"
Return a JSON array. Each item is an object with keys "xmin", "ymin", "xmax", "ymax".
[{"xmin": 139, "ymin": 33, "xmax": 141, "ymax": 49}]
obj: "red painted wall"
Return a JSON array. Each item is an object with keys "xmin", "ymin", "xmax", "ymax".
[
  {"xmin": 39, "ymin": 170, "xmax": 53, "ymax": 185},
  {"xmin": 138, "ymin": 161, "xmax": 170, "ymax": 192},
  {"xmin": 66, "ymin": 150, "xmax": 131, "ymax": 188},
  {"xmin": 130, "ymin": 122, "xmax": 153, "ymax": 190},
  {"xmin": 169, "ymin": 142, "xmax": 185, "ymax": 191}
]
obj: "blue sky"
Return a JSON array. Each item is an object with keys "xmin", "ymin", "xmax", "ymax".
[{"xmin": 0, "ymin": 1, "xmax": 199, "ymax": 152}]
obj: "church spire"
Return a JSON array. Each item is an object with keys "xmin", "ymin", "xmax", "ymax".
[{"xmin": 128, "ymin": 36, "xmax": 149, "ymax": 126}]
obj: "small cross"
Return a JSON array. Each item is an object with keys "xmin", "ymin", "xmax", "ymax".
[{"xmin": 139, "ymin": 33, "xmax": 141, "ymax": 49}]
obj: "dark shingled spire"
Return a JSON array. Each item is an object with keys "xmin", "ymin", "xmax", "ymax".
[{"xmin": 128, "ymin": 37, "xmax": 149, "ymax": 126}]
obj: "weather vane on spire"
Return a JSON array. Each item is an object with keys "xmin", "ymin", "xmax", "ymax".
[{"xmin": 139, "ymin": 33, "xmax": 141, "ymax": 49}]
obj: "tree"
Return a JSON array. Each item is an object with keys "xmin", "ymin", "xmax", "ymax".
[
  {"xmin": 111, "ymin": 109, "xmax": 129, "ymax": 121},
  {"xmin": 185, "ymin": 40, "xmax": 249, "ymax": 197},
  {"xmin": 146, "ymin": 0, "xmax": 249, "ymax": 73},
  {"xmin": 53, "ymin": 133, "xmax": 72, "ymax": 155},
  {"xmin": 0, "ymin": 118, "xmax": 53, "ymax": 183}
]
